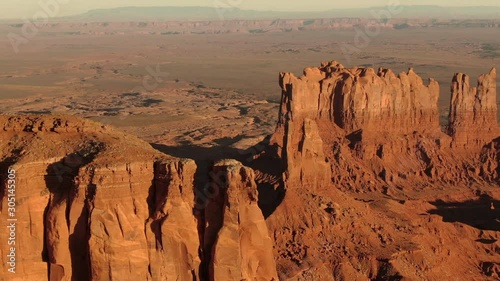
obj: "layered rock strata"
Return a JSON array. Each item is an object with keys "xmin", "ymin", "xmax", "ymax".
[
  {"xmin": 263, "ymin": 61, "xmax": 500, "ymax": 280},
  {"xmin": 1, "ymin": 60, "xmax": 499, "ymax": 281},
  {"xmin": 0, "ymin": 115, "xmax": 276, "ymax": 281},
  {"xmin": 271, "ymin": 61, "xmax": 498, "ymax": 190},
  {"xmin": 448, "ymin": 68, "xmax": 498, "ymax": 151},
  {"xmin": 205, "ymin": 160, "xmax": 278, "ymax": 281}
]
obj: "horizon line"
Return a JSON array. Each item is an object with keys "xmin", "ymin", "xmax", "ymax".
[{"xmin": 0, "ymin": 4, "xmax": 499, "ymax": 21}]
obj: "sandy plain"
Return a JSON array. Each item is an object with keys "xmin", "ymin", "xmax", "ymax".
[{"xmin": 0, "ymin": 23, "xmax": 498, "ymax": 159}]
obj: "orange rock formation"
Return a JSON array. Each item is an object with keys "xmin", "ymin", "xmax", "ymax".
[
  {"xmin": 265, "ymin": 61, "xmax": 500, "ymax": 280},
  {"xmin": 0, "ymin": 116, "xmax": 276, "ymax": 281},
  {"xmin": 1, "ymin": 61, "xmax": 499, "ymax": 280}
]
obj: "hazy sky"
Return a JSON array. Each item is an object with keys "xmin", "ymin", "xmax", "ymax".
[{"xmin": 1, "ymin": 0, "xmax": 499, "ymax": 19}]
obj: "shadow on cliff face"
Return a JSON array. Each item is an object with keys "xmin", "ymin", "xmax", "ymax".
[
  {"xmin": 151, "ymin": 135, "xmax": 286, "ymax": 219},
  {"xmin": 152, "ymin": 143, "xmax": 244, "ymax": 162},
  {"xmin": 152, "ymin": 137, "xmax": 285, "ymax": 278},
  {"xmin": 428, "ymin": 195, "xmax": 500, "ymax": 231},
  {"xmin": 245, "ymin": 142, "xmax": 286, "ymax": 219},
  {"xmin": 480, "ymin": 137, "xmax": 500, "ymax": 182},
  {"xmin": 151, "ymin": 135, "xmax": 274, "ymax": 163},
  {"xmin": 43, "ymin": 151, "xmax": 99, "ymax": 281}
]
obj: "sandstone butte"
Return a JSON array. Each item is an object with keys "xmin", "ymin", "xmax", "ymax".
[{"xmin": 0, "ymin": 61, "xmax": 499, "ymax": 281}]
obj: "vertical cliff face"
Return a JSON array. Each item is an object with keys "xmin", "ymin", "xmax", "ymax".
[
  {"xmin": 0, "ymin": 162, "xmax": 54, "ymax": 281},
  {"xmin": 448, "ymin": 68, "xmax": 498, "ymax": 151},
  {"xmin": 272, "ymin": 61, "xmax": 499, "ymax": 191},
  {"xmin": 278, "ymin": 61, "xmax": 441, "ymax": 135},
  {"xmin": 270, "ymin": 113, "xmax": 332, "ymax": 190},
  {"xmin": 0, "ymin": 115, "xmax": 278, "ymax": 281},
  {"xmin": 1, "ymin": 61, "xmax": 499, "ymax": 281},
  {"xmin": 0, "ymin": 116, "xmax": 107, "ymax": 281},
  {"xmin": 205, "ymin": 159, "xmax": 278, "ymax": 281},
  {"xmin": 262, "ymin": 61, "xmax": 500, "ymax": 280},
  {"xmin": 146, "ymin": 160, "xmax": 201, "ymax": 281}
]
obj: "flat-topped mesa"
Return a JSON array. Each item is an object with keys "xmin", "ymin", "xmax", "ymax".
[
  {"xmin": 272, "ymin": 61, "xmax": 500, "ymax": 190},
  {"xmin": 0, "ymin": 115, "xmax": 204, "ymax": 281},
  {"xmin": 0, "ymin": 115, "xmax": 278, "ymax": 281},
  {"xmin": 273, "ymin": 61, "xmax": 443, "ymax": 190},
  {"xmin": 278, "ymin": 61, "xmax": 441, "ymax": 135},
  {"xmin": 447, "ymin": 68, "xmax": 498, "ymax": 151}
]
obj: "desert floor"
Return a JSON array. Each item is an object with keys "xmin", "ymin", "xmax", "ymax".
[{"xmin": 0, "ymin": 25, "xmax": 498, "ymax": 158}]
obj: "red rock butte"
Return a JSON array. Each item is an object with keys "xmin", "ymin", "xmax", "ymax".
[
  {"xmin": 272, "ymin": 61, "xmax": 498, "ymax": 190},
  {"xmin": 1, "ymin": 61, "xmax": 499, "ymax": 280}
]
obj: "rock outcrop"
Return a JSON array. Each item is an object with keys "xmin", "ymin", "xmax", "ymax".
[
  {"xmin": 448, "ymin": 68, "xmax": 498, "ymax": 151},
  {"xmin": 480, "ymin": 137, "xmax": 500, "ymax": 182},
  {"xmin": 205, "ymin": 160, "xmax": 278, "ymax": 281},
  {"xmin": 0, "ymin": 115, "xmax": 276, "ymax": 281},
  {"xmin": 1, "ymin": 60, "xmax": 499, "ymax": 281},
  {"xmin": 271, "ymin": 61, "xmax": 498, "ymax": 191},
  {"xmin": 146, "ymin": 160, "xmax": 201, "ymax": 281},
  {"xmin": 278, "ymin": 61, "xmax": 440, "ymax": 134},
  {"xmin": 261, "ymin": 61, "xmax": 500, "ymax": 280}
]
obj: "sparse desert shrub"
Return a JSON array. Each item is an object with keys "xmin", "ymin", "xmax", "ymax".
[{"xmin": 303, "ymin": 20, "xmax": 315, "ymax": 26}]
